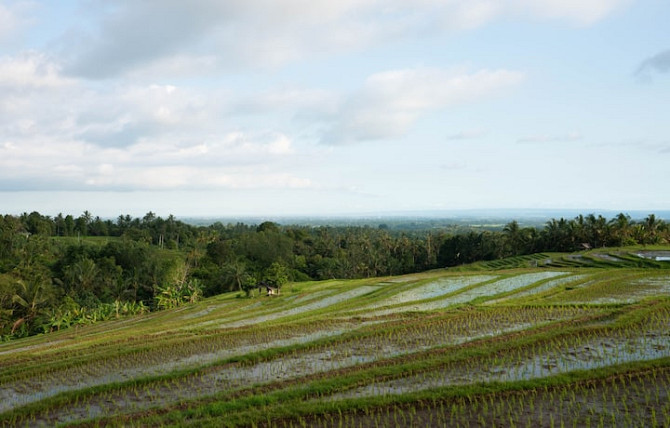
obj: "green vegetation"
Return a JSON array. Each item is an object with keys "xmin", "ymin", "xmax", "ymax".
[
  {"xmin": 0, "ymin": 258, "xmax": 669, "ymax": 426},
  {"xmin": 1, "ymin": 210, "xmax": 669, "ymax": 340},
  {"xmin": 0, "ymin": 211, "xmax": 668, "ymax": 424}
]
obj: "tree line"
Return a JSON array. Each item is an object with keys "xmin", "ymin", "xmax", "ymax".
[{"xmin": 0, "ymin": 211, "xmax": 668, "ymax": 339}]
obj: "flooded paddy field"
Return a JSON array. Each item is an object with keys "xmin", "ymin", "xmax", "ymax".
[
  {"xmin": 274, "ymin": 366, "xmax": 670, "ymax": 428},
  {"xmin": 1, "ymin": 265, "xmax": 669, "ymax": 427}
]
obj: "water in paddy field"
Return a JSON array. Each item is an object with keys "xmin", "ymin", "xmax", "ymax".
[{"xmin": 635, "ymin": 251, "xmax": 670, "ymax": 261}]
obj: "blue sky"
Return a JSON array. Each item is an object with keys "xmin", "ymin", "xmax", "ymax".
[{"xmin": 0, "ymin": 0, "xmax": 668, "ymax": 218}]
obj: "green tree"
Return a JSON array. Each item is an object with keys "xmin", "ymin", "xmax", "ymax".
[
  {"xmin": 263, "ymin": 262, "xmax": 289, "ymax": 291},
  {"xmin": 221, "ymin": 260, "xmax": 249, "ymax": 292},
  {"xmin": 89, "ymin": 216, "xmax": 109, "ymax": 236},
  {"xmin": 0, "ymin": 274, "xmax": 17, "ymax": 335},
  {"xmin": 74, "ymin": 211, "xmax": 93, "ymax": 237},
  {"xmin": 155, "ymin": 260, "xmax": 203, "ymax": 309},
  {"xmin": 64, "ymin": 215, "xmax": 75, "ymax": 236},
  {"xmin": 609, "ymin": 213, "xmax": 635, "ymax": 246},
  {"xmin": 64, "ymin": 257, "xmax": 99, "ymax": 302},
  {"xmin": 503, "ymin": 220, "xmax": 524, "ymax": 256},
  {"xmin": 237, "ymin": 229, "xmax": 293, "ymax": 269},
  {"xmin": 256, "ymin": 221, "xmax": 280, "ymax": 233},
  {"xmin": 23, "ymin": 211, "xmax": 53, "ymax": 236},
  {"xmin": 240, "ymin": 273, "xmax": 258, "ymax": 297},
  {"xmin": 11, "ymin": 278, "xmax": 51, "ymax": 335},
  {"xmin": 585, "ymin": 214, "xmax": 609, "ymax": 248},
  {"xmin": 640, "ymin": 214, "xmax": 664, "ymax": 245}
]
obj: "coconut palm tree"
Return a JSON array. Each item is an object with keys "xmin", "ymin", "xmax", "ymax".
[
  {"xmin": 503, "ymin": 221, "xmax": 525, "ymax": 256},
  {"xmin": 11, "ymin": 279, "xmax": 49, "ymax": 334},
  {"xmin": 609, "ymin": 213, "xmax": 633, "ymax": 246},
  {"xmin": 221, "ymin": 259, "xmax": 248, "ymax": 291},
  {"xmin": 65, "ymin": 258, "xmax": 99, "ymax": 296},
  {"xmin": 640, "ymin": 214, "xmax": 664, "ymax": 245}
]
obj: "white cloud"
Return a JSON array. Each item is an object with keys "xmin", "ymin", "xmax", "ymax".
[
  {"xmin": 0, "ymin": 52, "xmax": 311, "ymax": 192},
  {"xmin": 436, "ymin": 0, "xmax": 503, "ymax": 31},
  {"xmin": 326, "ymin": 67, "xmax": 524, "ymax": 143},
  {"xmin": 0, "ymin": 2, "xmax": 33, "ymax": 42},
  {"xmin": 0, "ymin": 5, "xmax": 19, "ymax": 41},
  {"xmin": 119, "ymin": 84, "xmax": 207, "ymax": 126},
  {"xmin": 0, "ymin": 115, "xmax": 307, "ymax": 191},
  {"xmin": 57, "ymin": 0, "xmax": 631, "ymax": 79},
  {"xmin": 81, "ymin": 165, "xmax": 313, "ymax": 192},
  {"xmin": 198, "ymin": 132, "xmax": 296, "ymax": 158},
  {"xmin": 0, "ymin": 52, "xmax": 73, "ymax": 88}
]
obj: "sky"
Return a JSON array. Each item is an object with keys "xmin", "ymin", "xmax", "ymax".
[{"xmin": 0, "ymin": 0, "xmax": 669, "ymax": 218}]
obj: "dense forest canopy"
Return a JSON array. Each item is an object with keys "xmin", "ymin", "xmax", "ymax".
[{"xmin": 0, "ymin": 211, "xmax": 668, "ymax": 339}]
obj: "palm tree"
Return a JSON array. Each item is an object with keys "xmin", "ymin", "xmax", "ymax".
[
  {"xmin": 641, "ymin": 214, "xmax": 664, "ymax": 245},
  {"xmin": 585, "ymin": 214, "xmax": 608, "ymax": 248},
  {"xmin": 570, "ymin": 215, "xmax": 587, "ymax": 246},
  {"xmin": 609, "ymin": 213, "xmax": 633, "ymax": 246},
  {"xmin": 543, "ymin": 218, "xmax": 572, "ymax": 251},
  {"xmin": 65, "ymin": 258, "xmax": 99, "ymax": 296},
  {"xmin": 221, "ymin": 259, "xmax": 248, "ymax": 291},
  {"xmin": 11, "ymin": 279, "xmax": 49, "ymax": 334},
  {"xmin": 503, "ymin": 221, "xmax": 524, "ymax": 256}
]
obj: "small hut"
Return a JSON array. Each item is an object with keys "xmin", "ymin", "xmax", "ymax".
[{"xmin": 257, "ymin": 281, "xmax": 280, "ymax": 296}]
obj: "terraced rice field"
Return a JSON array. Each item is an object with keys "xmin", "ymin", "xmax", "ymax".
[{"xmin": 1, "ymin": 263, "xmax": 669, "ymax": 427}]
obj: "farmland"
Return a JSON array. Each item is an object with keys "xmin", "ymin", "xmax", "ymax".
[{"xmin": 1, "ymin": 250, "xmax": 669, "ymax": 426}]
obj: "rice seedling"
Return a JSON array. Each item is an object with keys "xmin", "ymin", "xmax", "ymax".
[{"xmin": 1, "ymin": 267, "xmax": 669, "ymax": 427}]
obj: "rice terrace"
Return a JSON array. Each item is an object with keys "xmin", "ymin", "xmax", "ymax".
[{"xmin": 2, "ymin": 243, "xmax": 669, "ymax": 426}]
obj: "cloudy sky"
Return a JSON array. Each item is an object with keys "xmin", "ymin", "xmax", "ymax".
[{"xmin": 1, "ymin": 0, "xmax": 668, "ymax": 218}]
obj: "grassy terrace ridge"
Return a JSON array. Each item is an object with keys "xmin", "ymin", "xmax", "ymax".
[{"xmin": 0, "ymin": 248, "xmax": 669, "ymax": 427}]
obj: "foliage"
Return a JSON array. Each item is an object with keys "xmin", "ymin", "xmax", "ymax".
[
  {"xmin": 155, "ymin": 261, "xmax": 203, "ymax": 309},
  {"xmin": 0, "ymin": 210, "xmax": 668, "ymax": 340},
  {"xmin": 263, "ymin": 262, "xmax": 289, "ymax": 289},
  {"xmin": 42, "ymin": 297, "xmax": 148, "ymax": 332},
  {"xmin": 155, "ymin": 280, "xmax": 203, "ymax": 310}
]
